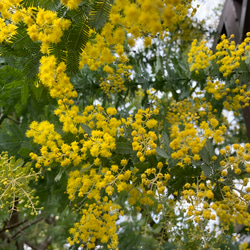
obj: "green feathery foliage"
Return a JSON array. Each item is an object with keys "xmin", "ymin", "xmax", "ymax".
[{"xmin": 88, "ymin": 0, "xmax": 113, "ymax": 30}]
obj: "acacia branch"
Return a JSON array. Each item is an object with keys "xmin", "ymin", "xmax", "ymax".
[
  {"xmin": 11, "ymin": 217, "xmax": 44, "ymax": 240},
  {"xmin": 0, "ymin": 218, "xmax": 29, "ymax": 233},
  {"xmin": 24, "ymin": 240, "xmax": 37, "ymax": 250},
  {"xmin": 23, "ymin": 233, "xmax": 52, "ymax": 250},
  {"xmin": 0, "ymin": 231, "xmax": 10, "ymax": 241},
  {"xmin": 37, "ymin": 236, "xmax": 52, "ymax": 250}
]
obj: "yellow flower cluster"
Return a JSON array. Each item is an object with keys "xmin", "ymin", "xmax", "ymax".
[
  {"xmin": 122, "ymin": 0, "xmax": 174, "ymax": 35},
  {"xmin": 169, "ymin": 121, "xmax": 203, "ymax": 164},
  {"xmin": 38, "ymin": 55, "xmax": 80, "ymax": 137},
  {"xmin": 183, "ymin": 181, "xmax": 217, "ymax": 223},
  {"xmin": 204, "ymin": 76, "xmax": 250, "ymax": 114},
  {"xmin": 188, "ymin": 39, "xmax": 213, "ymax": 73},
  {"xmin": 26, "ymin": 121, "xmax": 63, "ymax": 168},
  {"xmin": 214, "ymin": 192, "xmax": 250, "ymax": 227},
  {"xmin": 67, "ymin": 159, "xmax": 131, "ymax": 202},
  {"xmin": 25, "ymin": 8, "xmax": 71, "ymax": 53},
  {"xmin": 224, "ymin": 87, "xmax": 250, "ymax": 111},
  {"xmin": 55, "ymin": 102, "xmax": 80, "ymax": 134},
  {"xmin": 39, "ymin": 55, "xmax": 77, "ymax": 99},
  {"xmin": 188, "ymin": 33, "xmax": 250, "ymax": 77},
  {"xmin": 0, "ymin": 0, "xmax": 25, "ymax": 42},
  {"xmin": 80, "ymin": 29, "xmax": 119, "ymax": 69},
  {"xmin": 77, "ymin": 0, "xmax": 193, "ymax": 96},
  {"xmin": 113, "ymin": 0, "xmax": 191, "ymax": 37},
  {"xmin": 79, "ymin": 27, "xmax": 132, "ymax": 95},
  {"xmin": 0, "ymin": 152, "xmax": 42, "ymax": 215},
  {"xmin": 180, "ymin": 143, "xmax": 250, "ymax": 231},
  {"xmin": 100, "ymin": 64, "xmax": 132, "ymax": 97},
  {"xmin": 141, "ymin": 162, "xmax": 171, "ymax": 197},
  {"xmin": 219, "ymin": 143, "xmax": 250, "ymax": 177},
  {"xmin": 200, "ymin": 119, "xmax": 226, "ymax": 144},
  {"xmin": 131, "ymin": 108, "xmax": 159, "ymax": 162},
  {"xmin": 61, "ymin": 0, "xmax": 82, "ymax": 9},
  {"xmin": 215, "ymin": 34, "xmax": 250, "ymax": 77},
  {"xmin": 68, "ymin": 198, "xmax": 120, "ymax": 249},
  {"xmin": 80, "ymin": 105, "xmax": 120, "ymax": 156},
  {"xmin": 166, "ymin": 98, "xmax": 212, "ymax": 125},
  {"xmin": 27, "ymin": 105, "xmax": 122, "ymax": 168},
  {"xmin": 166, "ymin": 99, "xmax": 226, "ymax": 167},
  {"xmin": 0, "ymin": 17, "xmax": 16, "ymax": 43},
  {"xmin": 66, "ymin": 159, "xmax": 136, "ymax": 249},
  {"xmin": 0, "ymin": 2, "xmax": 71, "ymax": 53},
  {"xmin": 167, "ymin": 14, "xmax": 205, "ymax": 48},
  {"xmin": 204, "ymin": 77, "xmax": 226, "ymax": 101}
]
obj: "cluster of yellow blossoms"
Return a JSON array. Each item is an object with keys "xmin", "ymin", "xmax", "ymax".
[
  {"xmin": 188, "ymin": 33, "xmax": 250, "ymax": 114},
  {"xmin": 215, "ymin": 34, "xmax": 250, "ymax": 77},
  {"xmin": 219, "ymin": 143, "xmax": 250, "ymax": 179},
  {"xmin": 131, "ymin": 108, "xmax": 159, "ymax": 162},
  {"xmin": 67, "ymin": 167, "xmax": 125, "ymax": 248},
  {"xmin": 0, "ymin": 0, "xmax": 22, "ymax": 42},
  {"xmin": 203, "ymin": 77, "xmax": 250, "ymax": 115},
  {"xmin": 0, "ymin": 1, "xmax": 71, "ymax": 53},
  {"xmin": 68, "ymin": 199, "xmax": 120, "ymax": 249},
  {"xmin": 188, "ymin": 33, "xmax": 250, "ymax": 76},
  {"xmin": 38, "ymin": 55, "xmax": 78, "ymax": 99},
  {"xmin": 100, "ymin": 64, "xmax": 133, "ymax": 97},
  {"xmin": 61, "ymin": 0, "xmax": 83, "ymax": 10},
  {"xmin": 188, "ymin": 39, "xmax": 212, "ymax": 73},
  {"xmin": 77, "ymin": 0, "xmax": 193, "ymax": 95},
  {"xmin": 25, "ymin": 8, "xmax": 71, "ymax": 53},
  {"xmin": 182, "ymin": 141, "xmax": 250, "ymax": 231},
  {"xmin": 27, "ymin": 105, "xmax": 121, "ymax": 168},
  {"xmin": 141, "ymin": 162, "xmax": 171, "ymax": 197},
  {"xmin": 0, "ymin": 0, "xmax": 193, "ymax": 98},
  {"xmin": 4, "ymin": 0, "xmax": 250, "ymax": 248},
  {"xmin": 160, "ymin": 94, "xmax": 250, "ymax": 237},
  {"xmin": 166, "ymin": 99, "xmax": 226, "ymax": 168}
]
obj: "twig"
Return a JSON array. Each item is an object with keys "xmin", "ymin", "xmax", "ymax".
[
  {"xmin": 38, "ymin": 236, "xmax": 52, "ymax": 250},
  {"xmin": 24, "ymin": 240, "xmax": 37, "ymax": 250},
  {"xmin": 11, "ymin": 217, "xmax": 44, "ymax": 240},
  {"xmin": 0, "ymin": 218, "xmax": 29, "ymax": 233}
]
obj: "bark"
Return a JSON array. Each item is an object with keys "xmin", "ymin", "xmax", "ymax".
[{"xmin": 243, "ymin": 103, "xmax": 250, "ymax": 142}]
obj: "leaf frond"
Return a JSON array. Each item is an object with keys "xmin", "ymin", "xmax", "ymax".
[
  {"xmin": 20, "ymin": 0, "xmax": 61, "ymax": 9},
  {"xmin": 65, "ymin": 22, "xmax": 90, "ymax": 75},
  {"xmin": 88, "ymin": 0, "xmax": 113, "ymax": 31}
]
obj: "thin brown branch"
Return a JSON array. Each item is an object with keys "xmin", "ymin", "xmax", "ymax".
[
  {"xmin": 24, "ymin": 240, "xmax": 38, "ymax": 250},
  {"xmin": 23, "ymin": 235, "xmax": 52, "ymax": 250},
  {"xmin": 11, "ymin": 217, "xmax": 44, "ymax": 240},
  {"xmin": 38, "ymin": 236, "xmax": 52, "ymax": 250},
  {"xmin": 1, "ymin": 218, "xmax": 29, "ymax": 232},
  {"xmin": 0, "ymin": 231, "xmax": 10, "ymax": 241}
]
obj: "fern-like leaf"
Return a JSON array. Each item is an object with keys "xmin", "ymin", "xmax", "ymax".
[
  {"xmin": 88, "ymin": 0, "xmax": 113, "ymax": 31},
  {"xmin": 19, "ymin": 0, "xmax": 38, "ymax": 7},
  {"xmin": 20, "ymin": 0, "xmax": 61, "ymax": 9},
  {"xmin": 22, "ymin": 52, "xmax": 41, "ymax": 79},
  {"xmin": 9, "ymin": 22, "xmax": 31, "ymax": 49},
  {"xmin": 0, "ymin": 66, "xmax": 24, "ymax": 80},
  {"xmin": 65, "ymin": 22, "xmax": 89, "ymax": 75},
  {"xmin": 48, "ymin": 42, "xmax": 67, "ymax": 63}
]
